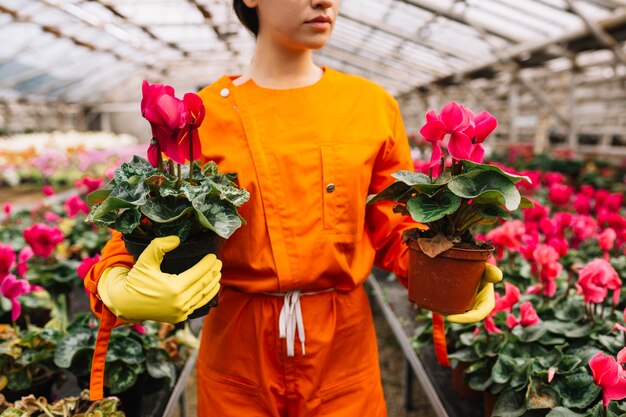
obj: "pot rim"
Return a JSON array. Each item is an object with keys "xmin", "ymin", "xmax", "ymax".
[{"xmin": 406, "ymin": 238, "xmax": 494, "ymax": 261}]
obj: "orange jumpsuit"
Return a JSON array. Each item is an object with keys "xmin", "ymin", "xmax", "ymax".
[{"xmin": 85, "ymin": 67, "xmax": 415, "ymax": 416}]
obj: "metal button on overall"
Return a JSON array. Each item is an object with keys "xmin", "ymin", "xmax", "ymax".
[
  {"xmin": 326, "ymin": 183, "xmax": 335, "ymax": 193},
  {"xmin": 220, "ymin": 88, "xmax": 230, "ymax": 98}
]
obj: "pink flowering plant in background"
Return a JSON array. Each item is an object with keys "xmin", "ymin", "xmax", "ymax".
[
  {"xmin": 408, "ymin": 133, "xmax": 626, "ymax": 414},
  {"xmin": 368, "ymin": 101, "xmax": 533, "ymax": 257}
]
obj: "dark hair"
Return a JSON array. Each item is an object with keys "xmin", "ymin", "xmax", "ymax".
[{"xmin": 233, "ymin": 0, "xmax": 259, "ymax": 37}]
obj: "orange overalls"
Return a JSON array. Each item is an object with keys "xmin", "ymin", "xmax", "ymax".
[{"xmin": 85, "ymin": 67, "xmax": 415, "ymax": 416}]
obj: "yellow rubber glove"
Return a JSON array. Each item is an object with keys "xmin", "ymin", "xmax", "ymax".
[
  {"xmin": 97, "ymin": 236, "xmax": 221, "ymax": 323},
  {"xmin": 446, "ymin": 264, "xmax": 503, "ymax": 324}
]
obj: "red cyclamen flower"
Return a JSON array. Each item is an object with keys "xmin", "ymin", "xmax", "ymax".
[
  {"xmin": 598, "ymin": 228, "xmax": 617, "ymax": 254},
  {"xmin": 548, "ymin": 183, "xmax": 573, "ymax": 207},
  {"xmin": 0, "ymin": 244, "xmax": 16, "ymax": 278},
  {"xmin": 0, "ymin": 274, "xmax": 41, "ymax": 322},
  {"xmin": 16, "ymin": 247, "xmax": 33, "ymax": 277},
  {"xmin": 419, "ymin": 102, "xmax": 475, "ymax": 166},
  {"xmin": 506, "ymin": 301, "xmax": 540, "ymax": 329},
  {"xmin": 23, "ymin": 223, "xmax": 64, "ymax": 258},
  {"xmin": 576, "ymin": 259, "xmax": 621, "ymax": 304},
  {"xmin": 589, "ymin": 349, "xmax": 626, "ymax": 406},
  {"xmin": 65, "ymin": 195, "xmax": 90, "ymax": 218},
  {"xmin": 77, "ymin": 254, "xmax": 101, "ymax": 280}
]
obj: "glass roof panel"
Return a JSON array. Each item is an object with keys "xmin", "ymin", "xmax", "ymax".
[{"xmin": 0, "ymin": 0, "xmax": 623, "ymax": 102}]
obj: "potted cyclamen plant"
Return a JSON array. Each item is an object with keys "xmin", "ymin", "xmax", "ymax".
[
  {"xmin": 86, "ymin": 81, "xmax": 249, "ymax": 318},
  {"xmin": 368, "ymin": 102, "xmax": 533, "ymax": 314}
]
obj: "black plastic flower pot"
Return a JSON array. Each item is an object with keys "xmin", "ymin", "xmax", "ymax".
[{"xmin": 122, "ymin": 232, "xmax": 225, "ymax": 319}]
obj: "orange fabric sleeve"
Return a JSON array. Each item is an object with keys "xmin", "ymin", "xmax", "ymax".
[
  {"xmin": 366, "ymin": 99, "xmax": 422, "ymax": 288},
  {"xmin": 83, "ymin": 230, "xmax": 135, "ymax": 400}
]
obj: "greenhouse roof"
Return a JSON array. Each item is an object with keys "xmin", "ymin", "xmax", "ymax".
[{"xmin": 0, "ymin": 0, "xmax": 625, "ymax": 103}]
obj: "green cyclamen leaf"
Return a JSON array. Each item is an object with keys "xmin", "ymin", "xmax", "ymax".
[
  {"xmin": 107, "ymin": 362, "xmax": 138, "ymax": 394},
  {"xmin": 86, "ymin": 189, "xmax": 112, "ymax": 207},
  {"xmin": 552, "ymin": 373, "xmax": 600, "ymax": 409},
  {"xmin": 460, "ymin": 160, "xmax": 532, "ymax": 184},
  {"xmin": 448, "ymin": 171, "xmax": 521, "ymax": 211},
  {"xmin": 54, "ymin": 329, "xmax": 94, "ymax": 368},
  {"xmin": 391, "ymin": 170, "xmax": 432, "ymax": 185},
  {"xmin": 193, "ymin": 196, "xmax": 243, "ymax": 239},
  {"xmin": 366, "ymin": 181, "xmax": 412, "ymax": 204},
  {"xmin": 115, "ymin": 209, "xmax": 141, "ymax": 234},
  {"xmin": 406, "ymin": 191, "xmax": 461, "ymax": 223},
  {"xmin": 140, "ymin": 197, "xmax": 193, "ymax": 223},
  {"xmin": 492, "ymin": 354, "xmax": 517, "ymax": 384},
  {"xmin": 109, "ymin": 179, "xmax": 150, "ymax": 206},
  {"xmin": 146, "ymin": 349, "xmax": 177, "ymax": 388},
  {"xmin": 207, "ymin": 178, "xmax": 251, "ymax": 207}
]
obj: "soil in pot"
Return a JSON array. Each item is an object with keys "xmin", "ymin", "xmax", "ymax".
[
  {"xmin": 405, "ymin": 229, "xmax": 494, "ymax": 315},
  {"xmin": 123, "ymin": 232, "xmax": 224, "ymax": 319}
]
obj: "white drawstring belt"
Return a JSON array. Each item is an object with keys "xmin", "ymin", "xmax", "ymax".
[{"xmin": 265, "ymin": 288, "xmax": 334, "ymax": 357}]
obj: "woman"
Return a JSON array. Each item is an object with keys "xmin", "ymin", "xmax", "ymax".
[{"xmin": 85, "ymin": 0, "xmax": 501, "ymax": 415}]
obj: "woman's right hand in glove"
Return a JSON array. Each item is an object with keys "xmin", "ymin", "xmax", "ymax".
[{"xmin": 97, "ymin": 236, "xmax": 221, "ymax": 323}]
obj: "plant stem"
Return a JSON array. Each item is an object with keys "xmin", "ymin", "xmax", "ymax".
[
  {"xmin": 154, "ymin": 137, "xmax": 164, "ymax": 172},
  {"xmin": 189, "ymin": 124, "xmax": 194, "ymax": 181},
  {"xmin": 167, "ymin": 159, "xmax": 175, "ymax": 175}
]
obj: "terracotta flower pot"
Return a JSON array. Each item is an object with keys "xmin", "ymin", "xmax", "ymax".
[
  {"xmin": 451, "ymin": 362, "xmax": 482, "ymax": 400},
  {"xmin": 406, "ymin": 237, "xmax": 493, "ymax": 315},
  {"xmin": 123, "ymin": 232, "xmax": 224, "ymax": 319},
  {"xmin": 483, "ymin": 391, "xmax": 498, "ymax": 417}
]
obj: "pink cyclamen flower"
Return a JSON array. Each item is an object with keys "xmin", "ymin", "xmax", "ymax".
[
  {"xmin": 23, "ymin": 223, "xmax": 64, "ymax": 258},
  {"xmin": 169, "ymin": 93, "xmax": 206, "ymax": 164},
  {"xmin": 576, "ymin": 259, "xmax": 621, "ymax": 304},
  {"xmin": 543, "ymin": 172, "xmax": 565, "ymax": 186},
  {"xmin": 77, "ymin": 254, "xmax": 100, "ymax": 280},
  {"xmin": 3, "ymin": 203, "xmax": 11, "ymax": 221},
  {"xmin": 465, "ymin": 109, "xmax": 498, "ymax": 163},
  {"xmin": 0, "ymin": 274, "xmax": 40, "ymax": 321},
  {"xmin": 572, "ymin": 215, "xmax": 599, "ymax": 243},
  {"xmin": 605, "ymin": 193, "xmax": 624, "ymax": 212},
  {"xmin": 131, "ymin": 324, "xmax": 147, "ymax": 334},
  {"xmin": 419, "ymin": 102, "xmax": 474, "ymax": 165},
  {"xmin": 548, "ymin": 367, "xmax": 556, "ymax": 383},
  {"xmin": 16, "ymin": 247, "xmax": 34, "ymax": 277},
  {"xmin": 533, "ymin": 244, "xmax": 559, "ymax": 266},
  {"xmin": 42, "ymin": 185, "xmax": 55, "ymax": 197},
  {"xmin": 75, "ymin": 177, "xmax": 104, "ymax": 194},
  {"xmin": 43, "ymin": 211, "xmax": 62, "ymax": 224},
  {"xmin": 142, "ymin": 81, "xmax": 191, "ymax": 166},
  {"xmin": 494, "ymin": 282, "xmax": 521, "ymax": 313},
  {"xmin": 573, "ymin": 193, "xmax": 592, "ymax": 215},
  {"xmin": 481, "ymin": 282, "xmax": 521, "ymax": 335},
  {"xmin": 548, "ymin": 183, "xmax": 573, "ymax": 207},
  {"xmin": 506, "ymin": 302, "xmax": 540, "ymax": 329},
  {"xmin": 589, "ymin": 349, "xmax": 626, "ymax": 406},
  {"xmin": 548, "ymin": 238, "xmax": 569, "ymax": 258},
  {"xmin": 598, "ymin": 228, "xmax": 617, "ymax": 254},
  {"xmin": 580, "ymin": 184, "xmax": 596, "ymax": 197},
  {"xmin": 0, "ymin": 244, "xmax": 16, "ymax": 278},
  {"xmin": 65, "ymin": 195, "xmax": 89, "ymax": 218},
  {"xmin": 595, "ymin": 189, "xmax": 610, "ymax": 211}
]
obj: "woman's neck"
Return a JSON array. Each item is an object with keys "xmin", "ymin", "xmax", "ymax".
[{"xmin": 234, "ymin": 36, "xmax": 322, "ymax": 89}]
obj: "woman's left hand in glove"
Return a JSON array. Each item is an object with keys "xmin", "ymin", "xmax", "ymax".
[{"xmin": 445, "ymin": 263, "xmax": 503, "ymax": 324}]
